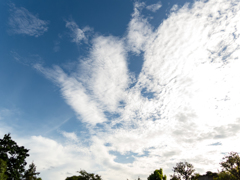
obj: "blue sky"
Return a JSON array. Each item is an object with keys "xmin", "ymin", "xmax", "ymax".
[{"xmin": 1, "ymin": 0, "xmax": 240, "ymax": 179}]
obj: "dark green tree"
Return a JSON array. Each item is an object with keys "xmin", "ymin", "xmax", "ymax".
[
  {"xmin": 170, "ymin": 174, "xmax": 180, "ymax": 180},
  {"xmin": 190, "ymin": 173, "xmax": 200, "ymax": 180},
  {"xmin": 172, "ymin": 162, "xmax": 195, "ymax": 180},
  {"xmin": 220, "ymin": 152, "xmax": 240, "ymax": 180},
  {"xmin": 215, "ymin": 170, "xmax": 236, "ymax": 180},
  {"xmin": 23, "ymin": 162, "xmax": 42, "ymax": 180},
  {"xmin": 0, "ymin": 159, "xmax": 8, "ymax": 180},
  {"xmin": 205, "ymin": 171, "xmax": 218, "ymax": 177},
  {"xmin": 0, "ymin": 133, "xmax": 29, "ymax": 180},
  {"xmin": 147, "ymin": 168, "xmax": 167, "ymax": 180},
  {"xmin": 65, "ymin": 170, "xmax": 102, "ymax": 180}
]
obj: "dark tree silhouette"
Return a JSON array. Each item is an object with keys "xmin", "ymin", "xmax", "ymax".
[
  {"xmin": 65, "ymin": 170, "xmax": 102, "ymax": 180},
  {"xmin": 172, "ymin": 162, "xmax": 195, "ymax": 180}
]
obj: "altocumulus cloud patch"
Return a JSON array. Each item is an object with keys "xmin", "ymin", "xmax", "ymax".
[{"xmin": 33, "ymin": 1, "xmax": 240, "ymax": 179}]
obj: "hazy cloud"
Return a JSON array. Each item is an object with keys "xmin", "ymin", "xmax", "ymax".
[
  {"xmin": 53, "ymin": 41, "xmax": 60, "ymax": 52},
  {"xmin": 61, "ymin": 131, "xmax": 78, "ymax": 142},
  {"xmin": 65, "ymin": 20, "xmax": 93, "ymax": 44},
  {"xmin": 8, "ymin": 3, "xmax": 48, "ymax": 37},
  {"xmin": 146, "ymin": 2, "xmax": 162, "ymax": 12}
]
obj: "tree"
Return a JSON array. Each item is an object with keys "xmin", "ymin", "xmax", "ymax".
[
  {"xmin": 172, "ymin": 162, "xmax": 195, "ymax": 180},
  {"xmin": 215, "ymin": 170, "xmax": 236, "ymax": 180},
  {"xmin": 147, "ymin": 168, "xmax": 167, "ymax": 180},
  {"xmin": 193, "ymin": 171, "xmax": 218, "ymax": 180},
  {"xmin": 23, "ymin": 162, "xmax": 42, "ymax": 180},
  {"xmin": 220, "ymin": 152, "xmax": 240, "ymax": 180},
  {"xmin": 65, "ymin": 170, "xmax": 102, "ymax": 180},
  {"xmin": 170, "ymin": 174, "xmax": 180, "ymax": 180},
  {"xmin": 205, "ymin": 171, "xmax": 218, "ymax": 177},
  {"xmin": 0, "ymin": 133, "xmax": 30, "ymax": 180},
  {"xmin": 190, "ymin": 173, "xmax": 200, "ymax": 180},
  {"xmin": 0, "ymin": 159, "xmax": 8, "ymax": 180}
]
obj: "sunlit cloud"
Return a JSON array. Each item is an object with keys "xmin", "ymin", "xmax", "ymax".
[
  {"xmin": 33, "ymin": 0, "xmax": 240, "ymax": 179},
  {"xmin": 127, "ymin": 2, "xmax": 153, "ymax": 54},
  {"xmin": 34, "ymin": 64, "xmax": 106, "ymax": 125}
]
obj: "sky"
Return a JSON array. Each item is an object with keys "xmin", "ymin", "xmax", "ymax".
[{"xmin": 1, "ymin": 0, "xmax": 240, "ymax": 179}]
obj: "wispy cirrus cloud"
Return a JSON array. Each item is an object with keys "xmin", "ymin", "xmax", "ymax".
[
  {"xmin": 146, "ymin": 1, "xmax": 162, "ymax": 12},
  {"xmin": 34, "ymin": 64, "xmax": 106, "ymax": 125},
  {"xmin": 8, "ymin": 3, "xmax": 49, "ymax": 37},
  {"xmin": 35, "ymin": 35, "xmax": 131, "ymax": 124},
  {"xmin": 65, "ymin": 20, "xmax": 93, "ymax": 44},
  {"xmin": 61, "ymin": 131, "xmax": 78, "ymax": 142}
]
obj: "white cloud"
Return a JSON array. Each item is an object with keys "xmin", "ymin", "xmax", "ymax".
[
  {"xmin": 127, "ymin": 2, "xmax": 153, "ymax": 53},
  {"xmin": 61, "ymin": 131, "xmax": 78, "ymax": 142},
  {"xmin": 35, "ymin": 34, "xmax": 131, "ymax": 121},
  {"xmin": 65, "ymin": 20, "xmax": 92, "ymax": 44},
  {"xmin": 8, "ymin": 3, "xmax": 48, "ymax": 37},
  {"xmin": 103, "ymin": 0, "xmax": 240, "ymax": 177},
  {"xmin": 79, "ymin": 36, "xmax": 130, "ymax": 112},
  {"xmin": 146, "ymin": 2, "xmax": 162, "ymax": 12},
  {"xmin": 170, "ymin": 4, "xmax": 179, "ymax": 12},
  {"xmin": 33, "ymin": 0, "xmax": 240, "ymax": 179},
  {"xmin": 34, "ymin": 64, "xmax": 106, "ymax": 125},
  {"xmin": 17, "ymin": 134, "xmax": 139, "ymax": 180}
]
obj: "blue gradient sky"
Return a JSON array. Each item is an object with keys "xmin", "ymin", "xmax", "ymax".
[{"xmin": 1, "ymin": 0, "xmax": 240, "ymax": 179}]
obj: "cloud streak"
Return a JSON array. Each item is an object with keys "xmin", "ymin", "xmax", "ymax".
[
  {"xmin": 34, "ymin": 64, "xmax": 106, "ymax": 125},
  {"xmin": 146, "ymin": 2, "xmax": 162, "ymax": 12},
  {"xmin": 8, "ymin": 3, "xmax": 49, "ymax": 37}
]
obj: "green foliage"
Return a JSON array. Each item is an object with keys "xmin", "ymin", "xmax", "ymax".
[
  {"xmin": 147, "ymin": 168, "xmax": 167, "ymax": 180},
  {"xmin": 190, "ymin": 173, "xmax": 200, "ymax": 180},
  {"xmin": 205, "ymin": 171, "xmax": 218, "ymax": 177},
  {"xmin": 0, "ymin": 133, "xmax": 29, "ymax": 180},
  {"xmin": 220, "ymin": 152, "xmax": 240, "ymax": 180},
  {"xmin": 170, "ymin": 174, "xmax": 180, "ymax": 180},
  {"xmin": 66, "ymin": 176, "xmax": 79, "ymax": 180},
  {"xmin": 0, "ymin": 134, "xmax": 41, "ymax": 180},
  {"xmin": 172, "ymin": 162, "xmax": 195, "ymax": 180},
  {"xmin": 0, "ymin": 159, "xmax": 8, "ymax": 180},
  {"xmin": 65, "ymin": 170, "xmax": 102, "ymax": 180},
  {"xmin": 214, "ymin": 170, "xmax": 236, "ymax": 180},
  {"xmin": 193, "ymin": 171, "xmax": 218, "ymax": 180},
  {"xmin": 23, "ymin": 162, "xmax": 42, "ymax": 180}
]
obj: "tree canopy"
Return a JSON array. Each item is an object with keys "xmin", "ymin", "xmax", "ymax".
[
  {"xmin": 23, "ymin": 162, "xmax": 42, "ymax": 180},
  {"xmin": 220, "ymin": 152, "xmax": 240, "ymax": 180},
  {"xmin": 0, "ymin": 133, "xmax": 41, "ymax": 180},
  {"xmin": 65, "ymin": 170, "xmax": 102, "ymax": 180},
  {"xmin": 172, "ymin": 162, "xmax": 195, "ymax": 180},
  {"xmin": 0, "ymin": 133, "xmax": 29, "ymax": 179},
  {"xmin": 147, "ymin": 168, "xmax": 167, "ymax": 180},
  {"xmin": 0, "ymin": 159, "xmax": 8, "ymax": 180}
]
